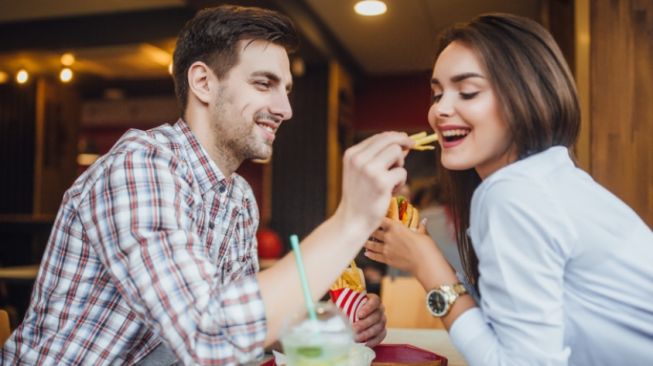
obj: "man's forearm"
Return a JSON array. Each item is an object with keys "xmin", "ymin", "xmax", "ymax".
[{"xmin": 258, "ymin": 212, "xmax": 368, "ymax": 345}]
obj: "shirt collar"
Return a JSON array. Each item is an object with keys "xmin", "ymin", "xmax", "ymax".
[
  {"xmin": 483, "ymin": 145, "xmax": 573, "ymax": 185},
  {"xmin": 174, "ymin": 119, "xmax": 229, "ymax": 195}
]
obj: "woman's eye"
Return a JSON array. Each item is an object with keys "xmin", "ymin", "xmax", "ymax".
[
  {"xmin": 431, "ymin": 94, "xmax": 442, "ymax": 103},
  {"xmin": 460, "ymin": 91, "xmax": 479, "ymax": 100}
]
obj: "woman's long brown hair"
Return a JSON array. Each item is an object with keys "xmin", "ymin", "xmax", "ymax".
[{"xmin": 433, "ymin": 14, "xmax": 581, "ymax": 289}]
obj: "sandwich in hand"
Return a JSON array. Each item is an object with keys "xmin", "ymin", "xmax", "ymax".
[{"xmin": 387, "ymin": 195, "xmax": 420, "ymax": 230}]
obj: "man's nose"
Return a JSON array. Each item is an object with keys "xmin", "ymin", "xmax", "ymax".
[{"xmin": 271, "ymin": 92, "xmax": 293, "ymax": 121}]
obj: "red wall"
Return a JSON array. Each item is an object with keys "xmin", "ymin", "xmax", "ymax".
[{"xmin": 353, "ymin": 72, "xmax": 432, "ymax": 133}]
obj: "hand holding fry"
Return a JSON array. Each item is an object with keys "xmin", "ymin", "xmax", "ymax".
[{"xmin": 338, "ymin": 132, "xmax": 413, "ymax": 236}]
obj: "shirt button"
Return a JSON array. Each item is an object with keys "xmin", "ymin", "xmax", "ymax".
[{"xmin": 219, "ymin": 186, "xmax": 226, "ymax": 193}]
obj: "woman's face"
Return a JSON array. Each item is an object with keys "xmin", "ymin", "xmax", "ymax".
[{"xmin": 428, "ymin": 41, "xmax": 516, "ymax": 179}]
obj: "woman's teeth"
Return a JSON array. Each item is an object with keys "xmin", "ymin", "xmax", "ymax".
[{"xmin": 441, "ymin": 129, "xmax": 470, "ymax": 142}]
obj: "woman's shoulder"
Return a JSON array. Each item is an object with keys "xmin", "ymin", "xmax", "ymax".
[{"xmin": 473, "ymin": 147, "xmax": 575, "ymax": 209}]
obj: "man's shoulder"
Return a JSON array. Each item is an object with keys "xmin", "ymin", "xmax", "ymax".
[
  {"xmin": 110, "ymin": 123, "xmax": 183, "ymax": 157},
  {"xmin": 65, "ymin": 123, "xmax": 190, "ymax": 202}
]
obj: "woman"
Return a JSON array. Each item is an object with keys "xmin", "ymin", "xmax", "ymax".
[{"xmin": 365, "ymin": 13, "xmax": 653, "ymax": 365}]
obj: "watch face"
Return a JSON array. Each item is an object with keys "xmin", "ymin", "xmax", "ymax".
[{"xmin": 427, "ymin": 290, "xmax": 448, "ymax": 317}]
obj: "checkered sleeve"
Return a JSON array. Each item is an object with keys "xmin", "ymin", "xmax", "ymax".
[{"xmin": 80, "ymin": 146, "xmax": 267, "ymax": 365}]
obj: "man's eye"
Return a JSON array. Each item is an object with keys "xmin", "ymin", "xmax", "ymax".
[
  {"xmin": 460, "ymin": 92, "xmax": 479, "ymax": 100},
  {"xmin": 431, "ymin": 94, "xmax": 442, "ymax": 103},
  {"xmin": 255, "ymin": 81, "xmax": 270, "ymax": 89}
]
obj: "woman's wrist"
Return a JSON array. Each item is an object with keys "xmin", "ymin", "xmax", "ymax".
[{"xmin": 414, "ymin": 243, "xmax": 458, "ymax": 290}]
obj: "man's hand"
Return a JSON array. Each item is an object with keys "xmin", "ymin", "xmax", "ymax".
[{"xmin": 352, "ymin": 293, "xmax": 387, "ymax": 347}]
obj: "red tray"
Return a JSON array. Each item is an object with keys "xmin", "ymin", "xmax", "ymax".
[{"xmin": 260, "ymin": 343, "xmax": 447, "ymax": 365}]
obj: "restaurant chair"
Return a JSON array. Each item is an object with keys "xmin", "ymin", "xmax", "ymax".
[
  {"xmin": 0, "ymin": 308, "xmax": 11, "ymax": 346},
  {"xmin": 380, "ymin": 276, "xmax": 444, "ymax": 329}
]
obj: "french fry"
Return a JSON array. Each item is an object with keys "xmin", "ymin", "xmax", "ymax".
[
  {"xmin": 409, "ymin": 131, "xmax": 438, "ymax": 151},
  {"xmin": 408, "ymin": 131, "xmax": 427, "ymax": 140},
  {"xmin": 413, "ymin": 145, "xmax": 435, "ymax": 151},
  {"xmin": 414, "ymin": 133, "xmax": 438, "ymax": 146}
]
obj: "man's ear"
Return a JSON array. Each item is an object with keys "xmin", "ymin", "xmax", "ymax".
[{"xmin": 187, "ymin": 61, "xmax": 216, "ymax": 105}]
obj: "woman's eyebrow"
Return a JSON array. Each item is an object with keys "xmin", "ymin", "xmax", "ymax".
[
  {"xmin": 431, "ymin": 72, "xmax": 485, "ymax": 86},
  {"xmin": 451, "ymin": 72, "xmax": 485, "ymax": 83}
]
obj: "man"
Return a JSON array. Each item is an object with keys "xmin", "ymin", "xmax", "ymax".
[{"xmin": 1, "ymin": 5, "xmax": 413, "ymax": 365}]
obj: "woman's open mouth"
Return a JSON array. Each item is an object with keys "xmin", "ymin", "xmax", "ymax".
[{"xmin": 441, "ymin": 128, "xmax": 470, "ymax": 142}]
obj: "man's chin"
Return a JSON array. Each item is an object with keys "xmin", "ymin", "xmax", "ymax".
[{"xmin": 251, "ymin": 150, "xmax": 273, "ymax": 164}]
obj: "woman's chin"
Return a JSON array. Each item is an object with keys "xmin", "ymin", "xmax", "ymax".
[{"xmin": 441, "ymin": 159, "xmax": 474, "ymax": 172}]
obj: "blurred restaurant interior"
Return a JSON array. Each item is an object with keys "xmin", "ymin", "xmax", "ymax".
[{"xmin": 0, "ymin": 0, "xmax": 651, "ymax": 335}]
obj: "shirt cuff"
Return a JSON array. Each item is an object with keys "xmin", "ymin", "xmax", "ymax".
[{"xmin": 449, "ymin": 307, "xmax": 489, "ymax": 365}]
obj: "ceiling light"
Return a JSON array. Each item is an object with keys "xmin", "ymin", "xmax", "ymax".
[
  {"xmin": 60, "ymin": 67, "xmax": 74, "ymax": 83},
  {"xmin": 61, "ymin": 52, "xmax": 75, "ymax": 66},
  {"xmin": 16, "ymin": 69, "xmax": 29, "ymax": 84},
  {"xmin": 354, "ymin": 0, "xmax": 387, "ymax": 16},
  {"xmin": 168, "ymin": 62, "xmax": 173, "ymax": 75}
]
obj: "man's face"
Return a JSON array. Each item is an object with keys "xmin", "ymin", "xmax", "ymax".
[{"xmin": 210, "ymin": 39, "xmax": 293, "ymax": 163}]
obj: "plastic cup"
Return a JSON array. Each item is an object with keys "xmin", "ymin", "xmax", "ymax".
[{"xmin": 281, "ymin": 302, "xmax": 354, "ymax": 366}]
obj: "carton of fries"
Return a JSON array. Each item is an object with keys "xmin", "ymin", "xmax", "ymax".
[{"xmin": 329, "ymin": 261, "xmax": 368, "ymax": 323}]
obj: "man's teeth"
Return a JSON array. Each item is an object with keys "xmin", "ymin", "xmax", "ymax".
[
  {"xmin": 441, "ymin": 129, "xmax": 469, "ymax": 137},
  {"xmin": 259, "ymin": 124, "xmax": 275, "ymax": 133}
]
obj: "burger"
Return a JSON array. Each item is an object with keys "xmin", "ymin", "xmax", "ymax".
[{"xmin": 386, "ymin": 196, "xmax": 419, "ymax": 230}]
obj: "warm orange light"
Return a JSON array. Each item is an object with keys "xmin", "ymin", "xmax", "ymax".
[
  {"xmin": 0, "ymin": 71, "xmax": 8, "ymax": 84},
  {"xmin": 60, "ymin": 67, "xmax": 73, "ymax": 83},
  {"xmin": 354, "ymin": 0, "xmax": 387, "ymax": 16},
  {"xmin": 16, "ymin": 69, "xmax": 29, "ymax": 84},
  {"xmin": 61, "ymin": 53, "xmax": 75, "ymax": 66}
]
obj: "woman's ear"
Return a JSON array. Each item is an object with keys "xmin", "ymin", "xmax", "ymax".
[{"xmin": 187, "ymin": 61, "xmax": 215, "ymax": 105}]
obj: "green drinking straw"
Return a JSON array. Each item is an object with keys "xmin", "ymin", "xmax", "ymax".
[{"xmin": 289, "ymin": 234, "xmax": 318, "ymax": 322}]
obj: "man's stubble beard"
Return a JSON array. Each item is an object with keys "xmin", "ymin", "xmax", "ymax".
[{"xmin": 210, "ymin": 99, "xmax": 272, "ymax": 166}]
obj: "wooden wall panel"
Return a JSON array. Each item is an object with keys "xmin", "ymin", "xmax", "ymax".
[
  {"xmin": 591, "ymin": 0, "xmax": 653, "ymax": 226},
  {"xmin": 34, "ymin": 79, "xmax": 80, "ymax": 215},
  {"xmin": 270, "ymin": 62, "xmax": 328, "ymax": 243},
  {"xmin": 0, "ymin": 83, "xmax": 36, "ymax": 214}
]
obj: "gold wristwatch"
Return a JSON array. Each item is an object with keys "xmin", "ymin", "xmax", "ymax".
[{"xmin": 425, "ymin": 283, "xmax": 467, "ymax": 317}]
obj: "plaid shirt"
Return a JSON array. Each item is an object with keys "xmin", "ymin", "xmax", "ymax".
[{"xmin": 1, "ymin": 120, "xmax": 267, "ymax": 365}]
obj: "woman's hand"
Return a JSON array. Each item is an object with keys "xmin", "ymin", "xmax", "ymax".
[{"xmin": 364, "ymin": 217, "xmax": 444, "ymax": 275}]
